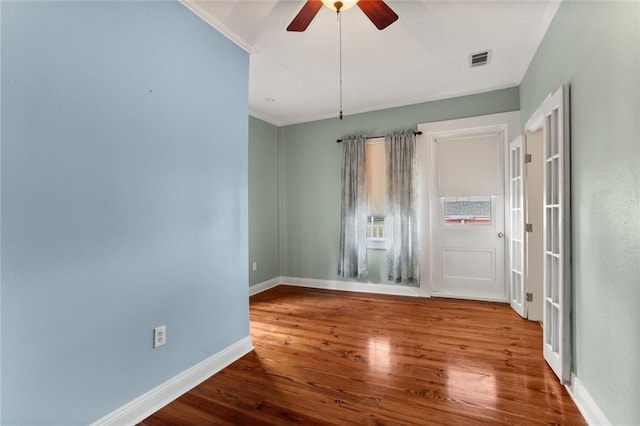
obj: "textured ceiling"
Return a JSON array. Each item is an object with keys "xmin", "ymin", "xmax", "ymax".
[{"xmin": 182, "ymin": 0, "xmax": 560, "ymax": 125}]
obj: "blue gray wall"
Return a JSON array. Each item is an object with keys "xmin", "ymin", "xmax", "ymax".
[
  {"xmin": 0, "ymin": 3, "xmax": 3, "ymax": 418},
  {"xmin": 520, "ymin": 2, "xmax": 639, "ymax": 424},
  {"xmin": 1, "ymin": 1, "xmax": 249, "ymax": 423}
]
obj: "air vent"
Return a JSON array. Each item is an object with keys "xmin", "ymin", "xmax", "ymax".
[{"xmin": 470, "ymin": 50, "xmax": 491, "ymax": 67}]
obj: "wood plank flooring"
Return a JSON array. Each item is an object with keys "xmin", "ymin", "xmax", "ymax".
[{"xmin": 141, "ymin": 286, "xmax": 585, "ymax": 425}]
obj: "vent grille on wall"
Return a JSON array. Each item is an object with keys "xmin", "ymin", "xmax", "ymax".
[{"xmin": 470, "ymin": 50, "xmax": 491, "ymax": 67}]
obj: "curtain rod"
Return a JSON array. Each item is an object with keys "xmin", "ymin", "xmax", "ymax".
[{"xmin": 336, "ymin": 131, "xmax": 423, "ymax": 143}]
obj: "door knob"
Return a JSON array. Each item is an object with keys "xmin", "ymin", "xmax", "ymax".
[{"xmin": 498, "ymin": 232, "xmax": 504, "ymax": 238}]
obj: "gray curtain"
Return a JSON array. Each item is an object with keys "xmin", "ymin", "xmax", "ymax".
[
  {"xmin": 338, "ymin": 135, "xmax": 368, "ymax": 279},
  {"xmin": 385, "ymin": 130, "xmax": 419, "ymax": 284}
]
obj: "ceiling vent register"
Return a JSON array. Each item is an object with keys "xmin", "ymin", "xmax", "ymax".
[{"xmin": 470, "ymin": 50, "xmax": 491, "ymax": 67}]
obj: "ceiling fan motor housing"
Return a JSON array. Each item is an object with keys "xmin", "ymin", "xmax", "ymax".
[{"xmin": 321, "ymin": 0, "xmax": 359, "ymax": 13}]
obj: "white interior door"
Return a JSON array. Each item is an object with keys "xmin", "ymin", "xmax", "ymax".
[
  {"xmin": 542, "ymin": 85, "xmax": 571, "ymax": 383},
  {"xmin": 508, "ymin": 136, "xmax": 526, "ymax": 317},
  {"xmin": 432, "ymin": 132, "xmax": 506, "ymax": 301}
]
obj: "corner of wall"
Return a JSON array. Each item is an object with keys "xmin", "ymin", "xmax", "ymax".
[
  {"xmin": 249, "ymin": 277, "xmax": 281, "ymax": 296},
  {"xmin": 567, "ymin": 374, "xmax": 611, "ymax": 426},
  {"xmin": 90, "ymin": 336, "xmax": 254, "ymax": 426},
  {"xmin": 276, "ymin": 125, "xmax": 285, "ymax": 277}
]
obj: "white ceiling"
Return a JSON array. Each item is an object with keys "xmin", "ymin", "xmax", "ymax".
[{"xmin": 182, "ymin": 0, "xmax": 560, "ymax": 126}]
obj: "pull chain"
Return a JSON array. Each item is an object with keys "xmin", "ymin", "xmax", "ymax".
[{"xmin": 338, "ymin": 11, "xmax": 344, "ymax": 120}]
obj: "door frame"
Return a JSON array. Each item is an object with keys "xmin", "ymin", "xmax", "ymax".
[
  {"xmin": 524, "ymin": 85, "xmax": 572, "ymax": 383},
  {"xmin": 417, "ymin": 111, "xmax": 521, "ymax": 299}
]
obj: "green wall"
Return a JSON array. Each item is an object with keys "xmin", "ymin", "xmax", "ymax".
[
  {"xmin": 248, "ymin": 89, "xmax": 519, "ymax": 287},
  {"xmin": 248, "ymin": 117, "xmax": 280, "ymax": 286},
  {"xmin": 520, "ymin": 2, "xmax": 640, "ymax": 424},
  {"xmin": 278, "ymin": 88, "xmax": 519, "ymax": 284}
]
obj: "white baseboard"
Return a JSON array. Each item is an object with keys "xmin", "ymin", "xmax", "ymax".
[
  {"xmin": 249, "ymin": 277, "xmax": 281, "ymax": 296},
  {"xmin": 280, "ymin": 276, "xmax": 421, "ymax": 297},
  {"xmin": 249, "ymin": 276, "xmax": 423, "ymax": 298},
  {"xmin": 91, "ymin": 336, "xmax": 254, "ymax": 426},
  {"xmin": 566, "ymin": 373, "xmax": 611, "ymax": 426},
  {"xmin": 431, "ymin": 291, "xmax": 509, "ymax": 303}
]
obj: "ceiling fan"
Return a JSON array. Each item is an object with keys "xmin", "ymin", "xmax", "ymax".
[{"xmin": 287, "ymin": 0, "xmax": 399, "ymax": 32}]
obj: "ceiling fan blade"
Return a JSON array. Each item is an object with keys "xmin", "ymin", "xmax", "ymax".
[
  {"xmin": 357, "ymin": 0, "xmax": 398, "ymax": 30},
  {"xmin": 287, "ymin": 1, "xmax": 323, "ymax": 32}
]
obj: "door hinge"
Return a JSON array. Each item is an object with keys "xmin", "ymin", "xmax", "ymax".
[
  {"xmin": 526, "ymin": 293, "xmax": 533, "ymax": 302},
  {"xmin": 525, "ymin": 223, "xmax": 533, "ymax": 233},
  {"xmin": 524, "ymin": 153, "xmax": 532, "ymax": 163}
]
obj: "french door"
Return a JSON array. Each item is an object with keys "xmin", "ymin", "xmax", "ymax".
[
  {"xmin": 508, "ymin": 136, "xmax": 526, "ymax": 317},
  {"xmin": 542, "ymin": 85, "xmax": 571, "ymax": 383}
]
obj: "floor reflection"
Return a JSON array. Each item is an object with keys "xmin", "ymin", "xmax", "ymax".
[
  {"xmin": 368, "ymin": 336, "xmax": 391, "ymax": 372},
  {"xmin": 445, "ymin": 365, "xmax": 497, "ymax": 407}
]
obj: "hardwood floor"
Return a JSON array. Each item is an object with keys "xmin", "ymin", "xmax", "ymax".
[{"xmin": 141, "ymin": 286, "xmax": 585, "ymax": 425}]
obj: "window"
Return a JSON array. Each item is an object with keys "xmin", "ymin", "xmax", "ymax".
[
  {"xmin": 443, "ymin": 196, "xmax": 492, "ymax": 225},
  {"xmin": 366, "ymin": 139, "xmax": 386, "ymax": 249},
  {"xmin": 367, "ymin": 216, "xmax": 385, "ymax": 237}
]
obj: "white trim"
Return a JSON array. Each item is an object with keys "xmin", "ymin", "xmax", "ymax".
[
  {"xmin": 274, "ymin": 83, "xmax": 520, "ymax": 127},
  {"xmin": 249, "ymin": 110, "xmax": 282, "ymax": 127},
  {"xmin": 249, "ymin": 277, "xmax": 429, "ymax": 298},
  {"xmin": 280, "ymin": 277, "xmax": 422, "ymax": 298},
  {"xmin": 249, "ymin": 277, "xmax": 281, "ymax": 296},
  {"xmin": 367, "ymin": 239, "xmax": 386, "ymax": 250},
  {"xmin": 91, "ymin": 336, "xmax": 253, "ymax": 426},
  {"xmin": 515, "ymin": 1, "xmax": 562, "ymax": 84},
  {"xmin": 179, "ymin": 1, "xmax": 252, "ymax": 53},
  {"xmin": 566, "ymin": 374, "xmax": 611, "ymax": 426},
  {"xmin": 431, "ymin": 291, "xmax": 508, "ymax": 303}
]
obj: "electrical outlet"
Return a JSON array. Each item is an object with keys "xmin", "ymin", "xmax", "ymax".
[
  {"xmin": 252, "ymin": 261, "xmax": 257, "ymax": 271},
  {"xmin": 154, "ymin": 325, "xmax": 166, "ymax": 348}
]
